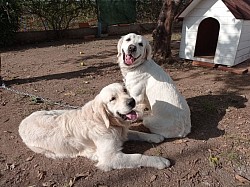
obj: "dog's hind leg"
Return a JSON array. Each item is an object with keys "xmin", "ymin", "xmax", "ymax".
[
  {"xmin": 143, "ymin": 116, "xmax": 188, "ymax": 138},
  {"xmin": 26, "ymin": 145, "xmax": 58, "ymax": 159},
  {"xmin": 94, "ymin": 139, "xmax": 170, "ymax": 171},
  {"xmin": 127, "ymin": 130, "xmax": 164, "ymax": 143}
]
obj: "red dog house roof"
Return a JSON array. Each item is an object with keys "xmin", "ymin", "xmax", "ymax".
[{"xmin": 178, "ymin": 0, "xmax": 250, "ymax": 20}]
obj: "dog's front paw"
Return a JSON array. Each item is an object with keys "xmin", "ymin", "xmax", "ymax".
[
  {"xmin": 147, "ymin": 134, "xmax": 165, "ymax": 143},
  {"xmin": 156, "ymin": 157, "xmax": 171, "ymax": 169}
]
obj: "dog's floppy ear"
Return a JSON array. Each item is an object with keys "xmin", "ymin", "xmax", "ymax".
[
  {"xmin": 117, "ymin": 36, "xmax": 124, "ymax": 58},
  {"xmin": 93, "ymin": 96, "xmax": 110, "ymax": 128},
  {"xmin": 99, "ymin": 104, "xmax": 110, "ymax": 128},
  {"xmin": 145, "ymin": 40, "xmax": 152, "ymax": 60}
]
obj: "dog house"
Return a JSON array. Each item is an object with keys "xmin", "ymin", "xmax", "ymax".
[{"xmin": 178, "ymin": 0, "xmax": 250, "ymax": 66}]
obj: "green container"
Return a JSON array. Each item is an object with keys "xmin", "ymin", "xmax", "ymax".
[{"xmin": 97, "ymin": 0, "xmax": 136, "ymax": 25}]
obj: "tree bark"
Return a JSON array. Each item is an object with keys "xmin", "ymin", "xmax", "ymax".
[
  {"xmin": 152, "ymin": 0, "xmax": 179, "ymax": 64},
  {"xmin": 0, "ymin": 56, "xmax": 2, "ymax": 85}
]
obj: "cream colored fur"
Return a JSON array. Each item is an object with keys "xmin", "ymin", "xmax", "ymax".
[
  {"xmin": 19, "ymin": 83, "xmax": 170, "ymax": 171},
  {"xmin": 117, "ymin": 33, "xmax": 191, "ymax": 138}
]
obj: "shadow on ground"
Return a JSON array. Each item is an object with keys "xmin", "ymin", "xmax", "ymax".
[
  {"xmin": 187, "ymin": 93, "xmax": 247, "ymax": 140},
  {"xmin": 122, "ymin": 93, "xmax": 247, "ymax": 158},
  {"xmin": 4, "ymin": 62, "xmax": 119, "ymax": 86},
  {"xmin": 0, "ymin": 35, "xmax": 121, "ymax": 53}
]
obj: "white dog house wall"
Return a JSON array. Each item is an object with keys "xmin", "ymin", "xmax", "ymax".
[{"xmin": 178, "ymin": 0, "xmax": 250, "ymax": 67}]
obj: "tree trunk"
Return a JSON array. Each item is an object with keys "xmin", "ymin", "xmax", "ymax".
[
  {"xmin": 0, "ymin": 56, "xmax": 2, "ymax": 85},
  {"xmin": 152, "ymin": 0, "xmax": 178, "ymax": 64}
]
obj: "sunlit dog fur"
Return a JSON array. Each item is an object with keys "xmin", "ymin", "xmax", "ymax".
[
  {"xmin": 19, "ymin": 83, "xmax": 170, "ymax": 171},
  {"xmin": 117, "ymin": 33, "xmax": 191, "ymax": 138}
]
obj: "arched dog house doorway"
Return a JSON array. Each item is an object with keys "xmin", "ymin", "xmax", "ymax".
[{"xmin": 194, "ymin": 17, "xmax": 220, "ymax": 59}]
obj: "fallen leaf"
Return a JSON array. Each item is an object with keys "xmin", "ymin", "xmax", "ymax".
[
  {"xmin": 74, "ymin": 171, "xmax": 90, "ymax": 181},
  {"xmin": 37, "ymin": 170, "xmax": 46, "ymax": 180},
  {"xmin": 63, "ymin": 172, "xmax": 90, "ymax": 187},
  {"xmin": 3, "ymin": 118, "xmax": 9, "ymax": 122},
  {"xmin": 163, "ymin": 172, "xmax": 170, "ymax": 179},
  {"xmin": 26, "ymin": 155, "xmax": 34, "ymax": 162},
  {"xmin": 235, "ymin": 174, "xmax": 250, "ymax": 183},
  {"xmin": 68, "ymin": 179, "xmax": 74, "ymax": 187},
  {"xmin": 150, "ymin": 175, "xmax": 157, "ymax": 182},
  {"xmin": 3, "ymin": 130, "xmax": 12, "ymax": 133},
  {"xmin": 192, "ymin": 158, "xmax": 200, "ymax": 165}
]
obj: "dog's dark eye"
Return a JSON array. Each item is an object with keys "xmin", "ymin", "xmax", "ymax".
[
  {"xmin": 126, "ymin": 38, "xmax": 131, "ymax": 42},
  {"xmin": 123, "ymin": 88, "xmax": 128, "ymax": 93},
  {"xmin": 110, "ymin": 97, "xmax": 116, "ymax": 102},
  {"xmin": 139, "ymin": 42, "xmax": 143, "ymax": 47}
]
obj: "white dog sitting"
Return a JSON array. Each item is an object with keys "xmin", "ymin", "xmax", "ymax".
[
  {"xmin": 19, "ymin": 83, "xmax": 170, "ymax": 171},
  {"xmin": 117, "ymin": 33, "xmax": 191, "ymax": 138}
]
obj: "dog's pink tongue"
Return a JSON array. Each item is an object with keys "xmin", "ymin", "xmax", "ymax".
[
  {"xmin": 125, "ymin": 54, "xmax": 134, "ymax": 65},
  {"xmin": 126, "ymin": 111, "xmax": 137, "ymax": 121}
]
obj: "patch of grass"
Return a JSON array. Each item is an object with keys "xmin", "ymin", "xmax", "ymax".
[
  {"xmin": 208, "ymin": 150, "xmax": 221, "ymax": 169},
  {"xmin": 220, "ymin": 135, "xmax": 249, "ymax": 166},
  {"xmin": 225, "ymin": 134, "xmax": 250, "ymax": 143},
  {"xmin": 209, "ymin": 154, "xmax": 220, "ymax": 167},
  {"xmin": 226, "ymin": 151, "xmax": 239, "ymax": 162},
  {"xmin": 220, "ymin": 149, "xmax": 243, "ymax": 166}
]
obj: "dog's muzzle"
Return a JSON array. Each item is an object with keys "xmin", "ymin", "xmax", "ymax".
[
  {"xmin": 117, "ymin": 98, "xmax": 137, "ymax": 121},
  {"xmin": 122, "ymin": 49, "xmax": 141, "ymax": 66}
]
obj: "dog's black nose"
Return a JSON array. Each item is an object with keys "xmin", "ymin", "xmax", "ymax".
[
  {"xmin": 128, "ymin": 44, "xmax": 137, "ymax": 53},
  {"xmin": 127, "ymin": 98, "xmax": 136, "ymax": 108}
]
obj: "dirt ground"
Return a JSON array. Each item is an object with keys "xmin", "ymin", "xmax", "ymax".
[{"xmin": 0, "ymin": 33, "xmax": 250, "ymax": 187}]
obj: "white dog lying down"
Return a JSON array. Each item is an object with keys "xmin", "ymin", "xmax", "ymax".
[
  {"xmin": 19, "ymin": 83, "xmax": 170, "ymax": 171},
  {"xmin": 117, "ymin": 33, "xmax": 191, "ymax": 138}
]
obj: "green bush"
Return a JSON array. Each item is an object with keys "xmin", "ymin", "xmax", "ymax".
[
  {"xmin": 0, "ymin": 0, "xmax": 21, "ymax": 47},
  {"xmin": 21, "ymin": 0, "xmax": 96, "ymax": 32}
]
